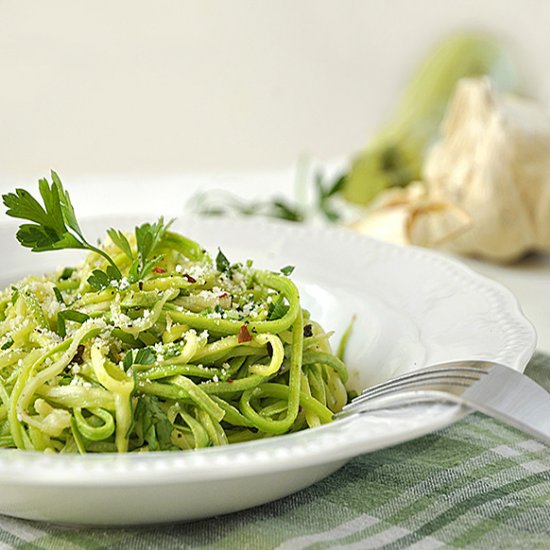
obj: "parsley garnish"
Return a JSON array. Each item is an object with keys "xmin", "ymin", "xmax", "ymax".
[
  {"xmin": 2, "ymin": 172, "xmax": 172, "ymax": 291},
  {"xmin": 56, "ymin": 310, "xmax": 89, "ymax": 338},
  {"xmin": 119, "ymin": 218, "xmax": 171, "ymax": 283},
  {"xmin": 107, "ymin": 228, "xmax": 134, "ymax": 261},
  {"xmin": 59, "ymin": 267, "xmax": 75, "ymax": 280},
  {"xmin": 280, "ymin": 265, "xmax": 295, "ymax": 276},
  {"xmin": 2, "ymin": 172, "xmax": 122, "ymax": 279},
  {"xmin": 216, "ymin": 248, "xmax": 230, "ymax": 273},
  {"xmin": 52, "ymin": 287, "xmax": 65, "ymax": 305},
  {"xmin": 1, "ymin": 336, "xmax": 14, "ymax": 350},
  {"xmin": 10, "ymin": 287, "xmax": 19, "ymax": 305},
  {"xmin": 87, "ymin": 268, "xmax": 119, "ymax": 291},
  {"xmin": 268, "ymin": 295, "xmax": 289, "ymax": 321},
  {"xmin": 123, "ymin": 347, "xmax": 157, "ymax": 370},
  {"xmin": 134, "ymin": 395, "xmax": 173, "ymax": 451}
]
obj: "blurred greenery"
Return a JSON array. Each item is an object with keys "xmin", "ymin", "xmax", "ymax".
[{"xmin": 342, "ymin": 31, "xmax": 519, "ymax": 205}]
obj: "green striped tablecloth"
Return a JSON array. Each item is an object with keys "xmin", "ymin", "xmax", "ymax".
[{"xmin": 1, "ymin": 354, "xmax": 549, "ymax": 550}]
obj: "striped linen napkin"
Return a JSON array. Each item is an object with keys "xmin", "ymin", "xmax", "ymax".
[{"xmin": 1, "ymin": 353, "xmax": 549, "ymax": 550}]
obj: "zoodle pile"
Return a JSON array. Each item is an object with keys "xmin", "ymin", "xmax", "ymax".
[{"xmin": 0, "ymin": 173, "xmax": 349, "ymax": 453}]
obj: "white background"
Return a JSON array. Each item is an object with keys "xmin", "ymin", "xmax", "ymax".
[{"xmin": 1, "ymin": 0, "xmax": 549, "ymax": 181}]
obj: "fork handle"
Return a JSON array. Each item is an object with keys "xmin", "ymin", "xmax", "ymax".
[
  {"xmin": 337, "ymin": 387, "xmax": 550, "ymax": 446},
  {"xmin": 464, "ymin": 366, "xmax": 550, "ymax": 446}
]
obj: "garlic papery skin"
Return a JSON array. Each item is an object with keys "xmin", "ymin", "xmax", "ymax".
[{"xmin": 352, "ymin": 77, "xmax": 550, "ymax": 263}]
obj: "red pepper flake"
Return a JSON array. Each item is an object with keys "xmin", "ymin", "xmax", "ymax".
[
  {"xmin": 183, "ymin": 274, "xmax": 196, "ymax": 283},
  {"xmin": 218, "ymin": 292, "xmax": 229, "ymax": 298},
  {"xmin": 227, "ymin": 378, "xmax": 234, "ymax": 384},
  {"xmin": 153, "ymin": 266, "xmax": 166, "ymax": 274},
  {"xmin": 237, "ymin": 324, "xmax": 252, "ymax": 343}
]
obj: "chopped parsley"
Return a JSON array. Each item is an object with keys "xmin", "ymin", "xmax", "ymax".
[
  {"xmin": 123, "ymin": 347, "xmax": 157, "ymax": 370},
  {"xmin": 216, "ymin": 248, "xmax": 230, "ymax": 273},
  {"xmin": 52, "ymin": 286, "xmax": 65, "ymax": 305},
  {"xmin": 59, "ymin": 267, "xmax": 75, "ymax": 280},
  {"xmin": 1, "ymin": 336, "xmax": 14, "ymax": 350},
  {"xmin": 56, "ymin": 310, "xmax": 90, "ymax": 338},
  {"xmin": 2, "ymin": 171, "xmax": 172, "ymax": 292}
]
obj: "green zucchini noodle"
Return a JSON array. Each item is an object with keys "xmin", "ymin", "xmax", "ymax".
[{"xmin": 0, "ymin": 229, "xmax": 350, "ymax": 453}]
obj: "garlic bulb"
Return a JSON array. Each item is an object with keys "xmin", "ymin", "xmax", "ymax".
[{"xmin": 352, "ymin": 77, "xmax": 550, "ymax": 262}]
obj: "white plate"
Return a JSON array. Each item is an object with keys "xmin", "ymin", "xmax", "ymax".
[{"xmin": 0, "ymin": 217, "xmax": 536, "ymax": 525}]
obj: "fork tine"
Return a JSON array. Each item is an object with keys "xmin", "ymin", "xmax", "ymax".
[
  {"xmin": 358, "ymin": 373, "xmax": 480, "ymax": 397},
  {"xmin": 383, "ymin": 363, "xmax": 491, "ymax": 383},
  {"xmin": 347, "ymin": 374, "xmax": 478, "ymax": 408},
  {"xmin": 341, "ymin": 361, "xmax": 494, "ymax": 413},
  {"xmin": 340, "ymin": 388, "xmax": 459, "ymax": 417},
  {"xmin": 354, "ymin": 367, "xmax": 485, "ymax": 399}
]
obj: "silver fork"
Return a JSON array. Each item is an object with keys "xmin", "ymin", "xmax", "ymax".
[{"xmin": 334, "ymin": 360, "xmax": 550, "ymax": 446}]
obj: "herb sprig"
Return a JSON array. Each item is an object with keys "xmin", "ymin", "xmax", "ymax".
[
  {"xmin": 187, "ymin": 170, "xmax": 345, "ymax": 224},
  {"xmin": 2, "ymin": 171, "xmax": 171, "ymax": 291},
  {"xmin": 3, "ymin": 171, "xmax": 122, "ymax": 277},
  {"xmin": 106, "ymin": 218, "xmax": 172, "ymax": 288}
]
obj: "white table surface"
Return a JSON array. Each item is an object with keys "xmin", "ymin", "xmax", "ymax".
[{"xmin": 2, "ymin": 170, "xmax": 547, "ymax": 356}]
